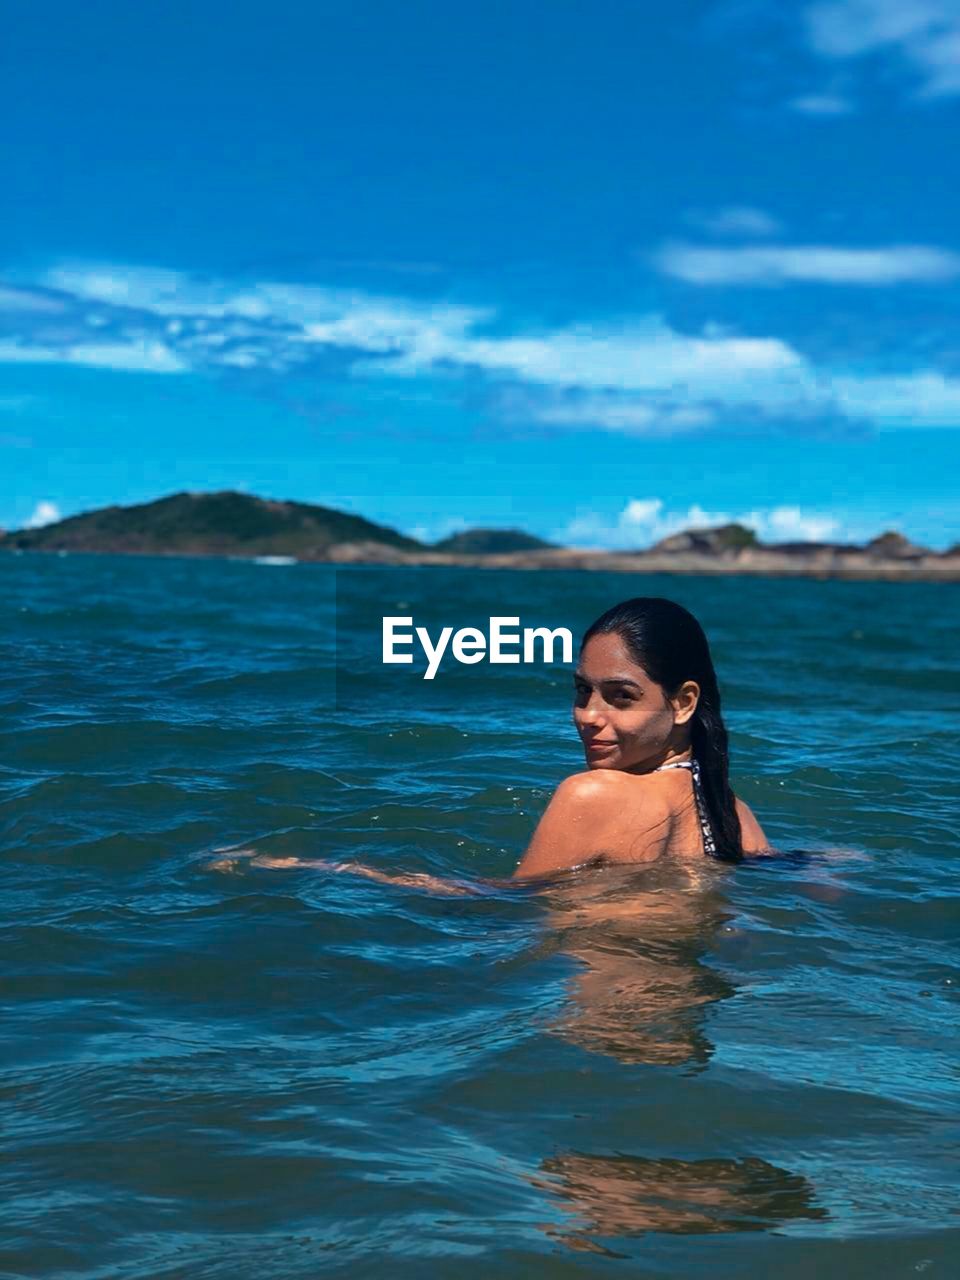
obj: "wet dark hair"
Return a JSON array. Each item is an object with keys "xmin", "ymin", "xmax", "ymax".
[{"xmin": 581, "ymin": 597, "xmax": 743, "ymax": 861}]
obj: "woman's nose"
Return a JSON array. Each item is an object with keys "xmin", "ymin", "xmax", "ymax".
[{"xmin": 579, "ymin": 696, "xmax": 605, "ymax": 725}]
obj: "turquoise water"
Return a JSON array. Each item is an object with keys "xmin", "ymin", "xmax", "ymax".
[{"xmin": 2, "ymin": 555, "xmax": 959, "ymax": 1278}]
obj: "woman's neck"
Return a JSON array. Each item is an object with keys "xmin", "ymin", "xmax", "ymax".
[{"xmin": 629, "ymin": 744, "xmax": 693, "ymax": 775}]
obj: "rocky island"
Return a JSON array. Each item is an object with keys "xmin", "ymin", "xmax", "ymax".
[{"xmin": 2, "ymin": 491, "xmax": 957, "ymax": 581}]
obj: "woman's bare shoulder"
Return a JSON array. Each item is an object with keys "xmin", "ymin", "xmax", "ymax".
[
  {"xmin": 556, "ymin": 768, "xmax": 643, "ymax": 798},
  {"xmin": 554, "ymin": 769, "xmax": 672, "ymax": 814},
  {"xmin": 564, "ymin": 767, "xmax": 678, "ymax": 794},
  {"xmin": 512, "ymin": 770, "xmax": 668, "ymax": 880}
]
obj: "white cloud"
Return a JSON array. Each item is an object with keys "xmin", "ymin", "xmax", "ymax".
[
  {"xmin": 657, "ymin": 241, "xmax": 960, "ymax": 285},
  {"xmin": 43, "ymin": 263, "xmax": 204, "ymax": 313},
  {"xmin": 689, "ymin": 206, "xmax": 782, "ymax": 237},
  {"xmin": 303, "ymin": 298, "xmax": 487, "ymax": 358},
  {"xmin": 362, "ymin": 321, "xmax": 807, "ymax": 402},
  {"xmin": 4, "ymin": 256, "xmax": 960, "ymax": 437},
  {"xmin": 525, "ymin": 396, "xmax": 715, "ymax": 434},
  {"xmin": 65, "ymin": 341, "xmax": 187, "ymax": 373},
  {"xmin": 42, "ymin": 263, "xmax": 486, "ymax": 334},
  {"xmin": 217, "ymin": 350, "xmax": 262, "ymax": 369},
  {"xmin": 803, "ymin": 0, "xmax": 960, "ymax": 98},
  {"xmin": 26, "ymin": 500, "xmax": 61, "ymax": 529},
  {"xmin": 621, "ymin": 498, "xmax": 666, "ymax": 526},
  {"xmin": 560, "ymin": 498, "xmax": 721, "ymax": 549},
  {"xmin": 0, "ymin": 286, "xmax": 66, "ymax": 313},
  {"xmin": 0, "ymin": 337, "xmax": 185, "ymax": 373},
  {"xmin": 763, "ymin": 506, "xmax": 842, "ymax": 540},
  {"xmin": 560, "ymin": 497, "xmax": 673, "ymax": 546},
  {"xmin": 789, "ymin": 92, "xmax": 856, "ymax": 114},
  {"xmin": 832, "ymin": 370, "xmax": 960, "ymax": 425},
  {"xmin": 20, "ymin": 262, "xmax": 806, "ymax": 397},
  {"xmin": 557, "ymin": 498, "xmax": 843, "ymax": 550}
]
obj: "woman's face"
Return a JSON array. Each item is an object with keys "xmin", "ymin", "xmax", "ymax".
[{"xmin": 573, "ymin": 631, "xmax": 689, "ymax": 772}]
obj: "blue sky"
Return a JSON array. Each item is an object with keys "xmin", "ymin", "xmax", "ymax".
[{"xmin": 2, "ymin": 0, "xmax": 959, "ymax": 548}]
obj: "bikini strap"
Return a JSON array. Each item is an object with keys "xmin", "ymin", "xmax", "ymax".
[{"xmin": 652, "ymin": 758, "xmax": 718, "ymax": 858}]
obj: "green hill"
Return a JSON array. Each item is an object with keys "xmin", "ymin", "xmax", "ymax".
[
  {"xmin": 433, "ymin": 528, "xmax": 556, "ymax": 554},
  {"xmin": 0, "ymin": 491, "xmax": 423, "ymax": 558},
  {"xmin": 649, "ymin": 523, "xmax": 759, "ymax": 554}
]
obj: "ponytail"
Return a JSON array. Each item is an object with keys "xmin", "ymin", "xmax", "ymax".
[{"xmin": 689, "ymin": 684, "xmax": 742, "ymax": 862}]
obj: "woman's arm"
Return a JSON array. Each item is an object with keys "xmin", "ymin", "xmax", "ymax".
[
  {"xmin": 735, "ymin": 797, "xmax": 769, "ymax": 855},
  {"xmin": 276, "ymin": 859, "xmax": 483, "ymax": 895},
  {"xmin": 209, "ymin": 772, "xmax": 626, "ymax": 890},
  {"xmin": 208, "ymin": 849, "xmax": 481, "ymax": 894}
]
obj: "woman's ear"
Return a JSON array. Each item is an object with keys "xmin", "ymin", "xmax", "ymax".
[{"xmin": 671, "ymin": 680, "xmax": 700, "ymax": 725}]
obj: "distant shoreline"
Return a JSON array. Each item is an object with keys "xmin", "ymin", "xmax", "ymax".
[
  {"xmin": 4, "ymin": 544, "xmax": 959, "ymax": 582},
  {"xmin": 3, "ymin": 490, "xmax": 957, "ymax": 582}
]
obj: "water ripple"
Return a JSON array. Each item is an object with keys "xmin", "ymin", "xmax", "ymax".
[{"xmin": 1, "ymin": 557, "xmax": 958, "ymax": 1274}]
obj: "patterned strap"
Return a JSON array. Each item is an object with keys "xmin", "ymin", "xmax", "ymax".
[{"xmin": 652, "ymin": 758, "xmax": 718, "ymax": 857}]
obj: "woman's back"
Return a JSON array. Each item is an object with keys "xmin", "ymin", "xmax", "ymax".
[
  {"xmin": 598, "ymin": 768, "xmax": 708, "ymax": 863},
  {"xmin": 513, "ymin": 764, "xmax": 767, "ymax": 879}
]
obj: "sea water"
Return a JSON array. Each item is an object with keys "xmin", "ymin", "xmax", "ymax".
[{"xmin": 2, "ymin": 555, "xmax": 958, "ymax": 1278}]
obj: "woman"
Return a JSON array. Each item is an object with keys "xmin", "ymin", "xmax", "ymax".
[
  {"xmin": 210, "ymin": 596, "xmax": 767, "ymax": 885},
  {"xmin": 513, "ymin": 595, "xmax": 768, "ymax": 878}
]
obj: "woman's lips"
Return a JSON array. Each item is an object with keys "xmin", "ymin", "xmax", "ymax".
[{"xmin": 584, "ymin": 740, "xmax": 617, "ymax": 753}]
